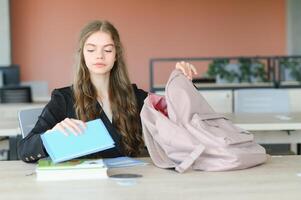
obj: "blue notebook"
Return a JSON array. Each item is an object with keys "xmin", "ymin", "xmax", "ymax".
[
  {"xmin": 103, "ymin": 157, "xmax": 148, "ymax": 168},
  {"xmin": 41, "ymin": 119, "xmax": 115, "ymax": 163}
]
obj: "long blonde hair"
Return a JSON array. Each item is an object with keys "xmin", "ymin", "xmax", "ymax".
[{"xmin": 73, "ymin": 20, "xmax": 144, "ymax": 156}]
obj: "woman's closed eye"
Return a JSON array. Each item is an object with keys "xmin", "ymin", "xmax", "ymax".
[{"xmin": 104, "ymin": 49, "xmax": 113, "ymax": 53}]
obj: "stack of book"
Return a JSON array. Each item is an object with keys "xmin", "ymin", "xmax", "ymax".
[
  {"xmin": 36, "ymin": 157, "xmax": 148, "ymax": 181},
  {"xmin": 36, "ymin": 158, "xmax": 107, "ymax": 181}
]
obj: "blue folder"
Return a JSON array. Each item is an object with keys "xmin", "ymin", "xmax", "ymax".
[
  {"xmin": 41, "ymin": 119, "xmax": 115, "ymax": 163},
  {"xmin": 103, "ymin": 157, "xmax": 148, "ymax": 168}
]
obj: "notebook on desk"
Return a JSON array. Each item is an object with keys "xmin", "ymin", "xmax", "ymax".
[
  {"xmin": 41, "ymin": 119, "xmax": 115, "ymax": 163},
  {"xmin": 36, "ymin": 158, "xmax": 108, "ymax": 181},
  {"xmin": 103, "ymin": 156, "xmax": 148, "ymax": 168}
]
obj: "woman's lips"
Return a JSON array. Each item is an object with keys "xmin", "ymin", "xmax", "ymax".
[{"xmin": 94, "ymin": 63, "xmax": 106, "ymax": 67}]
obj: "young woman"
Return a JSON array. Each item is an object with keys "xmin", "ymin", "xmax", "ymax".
[{"xmin": 18, "ymin": 20, "xmax": 197, "ymax": 163}]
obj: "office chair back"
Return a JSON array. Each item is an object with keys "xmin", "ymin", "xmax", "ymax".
[
  {"xmin": 234, "ymin": 89, "xmax": 290, "ymax": 113},
  {"xmin": 18, "ymin": 107, "xmax": 44, "ymax": 138},
  {"xmin": 0, "ymin": 86, "xmax": 32, "ymax": 103}
]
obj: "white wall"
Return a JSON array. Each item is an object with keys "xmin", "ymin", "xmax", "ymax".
[{"xmin": 0, "ymin": 0, "xmax": 11, "ymax": 66}]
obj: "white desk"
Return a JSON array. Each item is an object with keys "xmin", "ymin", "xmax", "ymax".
[
  {"xmin": 224, "ymin": 113, "xmax": 301, "ymax": 144},
  {"xmin": 0, "ymin": 103, "xmax": 46, "ymax": 137},
  {"xmin": 225, "ymin": 113, "xmax": 301, "ymax": 131},
  {"xmin": 0, "ymin": 120, "xmax": 20, "ymax": 136},
  {"xmin": 0, "ymin": 156, "xmax": 301, "ymax": 200},
  {"xmin": 0, "ymin": 103, "xmax": 46, "ymax": 160},
  {"xmin": 225, "ymin": 113, "xmax": 301, "ymax": 153}
]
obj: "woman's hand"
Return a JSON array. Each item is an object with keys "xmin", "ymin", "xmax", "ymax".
[
  {"xmin": 51, "ymin": 118, "xmax": 86, "ymax": 136},
  {"xmin": 175, "ymin": 61, "xmax": 198, "ymax": 80}
]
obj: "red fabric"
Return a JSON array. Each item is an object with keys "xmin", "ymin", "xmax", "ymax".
[{"xmin": 149, "ymin": 93, "xmax": 168, "ymax": 117}]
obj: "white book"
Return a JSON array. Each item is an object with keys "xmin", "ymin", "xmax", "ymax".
[{"xmin": 36, "ymin": 158, "xmax": 108, "ymax": 181}]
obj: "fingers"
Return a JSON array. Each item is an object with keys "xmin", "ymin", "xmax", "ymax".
[
  {"xmin": 190, "ymin": 63, "xmax": 198, "ymax": 75},
  {"xmin": 51, "ymin": 118, "xmax": 86, "ymax": 136},
  {"xmin": 175, "ymin": 61, "xmax": 198, "ymax": 80},
  {"xmin": 72, "ymin": 119, "xmax": 87, "ymax": 129},
  {"xmin": 52, "ymin": 123, "xmax": 69, "ymax": 136},
  {"xmin": 64, "ymin": 118, "xmax": 84, "ymax": 135},
  {"xmin": 188, "ymin": 63, "xmax": 192, "ymax": 80}
]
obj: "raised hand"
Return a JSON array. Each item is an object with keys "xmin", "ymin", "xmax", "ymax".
[{"xmin": 175, "ymin": 61, "xmax": 198, "ymax": 80}]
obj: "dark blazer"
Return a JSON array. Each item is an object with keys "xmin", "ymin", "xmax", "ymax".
[{"xmin": 18, "ymin": 84, "xmax": 148, "ymax": 163}]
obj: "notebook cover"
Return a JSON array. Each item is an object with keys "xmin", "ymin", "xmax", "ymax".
[
  {"xmin": 103, "ymin": 157, "xmax": 148, "ymax": 168},
  {"xmin": 41, "ymin": 119, "xmax": 115, "ymax": 163}
]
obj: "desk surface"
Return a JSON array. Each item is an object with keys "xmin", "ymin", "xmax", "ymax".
[
  {"xmin": 0, "ymin": 120, "xmax": 20, "ymax": 136},
  {"xmin": 0, "ymin": 156, "xmax": 301, "ymax": 200},
  {"xmin": 225, "ymin": 113, "xmax": 301, "ymax": 131},
  {"xmin": 0, "ymin": 103, "xmax": 46, "ymax": 136}
]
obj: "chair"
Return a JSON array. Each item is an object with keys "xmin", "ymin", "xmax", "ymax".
[
  {"xmin": 0, "ymin": 86, "xmax": 32, "ymax": 103},
  {"xmin": 18, "ymin": 107, "xmax": 44, "ymax": 138},
  {"xmin": 234, "ymin": 88, "xmax": 292, "ymax": 155},
  {"xmin": 234, "ymin": 88, "xmax": 290, "ymax": 113},
  {"xmin": 287, "ymin": 88, "xmax": 301, "ymax": 112},
  {"xmin": 0, "ymin": 65, "xmax": 20, "ymax": 86}
]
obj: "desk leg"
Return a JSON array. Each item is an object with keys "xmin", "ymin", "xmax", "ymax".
[{"xmin": 8, "ymin": 135, "xmax": 21, "ymax": 160}]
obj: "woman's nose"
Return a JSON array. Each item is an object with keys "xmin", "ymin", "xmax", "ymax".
[{"xmin": 96, "ymin": 50, "xmax": 104, "ymax": 59}]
